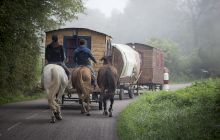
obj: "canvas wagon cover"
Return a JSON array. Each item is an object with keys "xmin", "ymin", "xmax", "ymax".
[{"xmin": 112, "ymin": 44, "xmax": 141, "ymax": 79}]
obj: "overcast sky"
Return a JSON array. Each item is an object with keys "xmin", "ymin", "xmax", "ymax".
[
  {"xmin": 64, "ymin": 0, "xmax": 180, "ymax": 43},
  {"xmin": 85, "ymin": 0, "xmax": 129, "ymax": 17},
  {"xmin": 63, "ymin": 0, "xmax": 220, "ymax": 54}
]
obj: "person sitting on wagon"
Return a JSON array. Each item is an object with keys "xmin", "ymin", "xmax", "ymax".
[
  {"xmin": 73, "ymin": 39, "xmax": 97, "ymax": 88},
  {"xmin": 45, "ymin": 34, "xmax": 70, "ymax": 79}
]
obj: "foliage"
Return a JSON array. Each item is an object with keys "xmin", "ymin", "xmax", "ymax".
[
  {"xmin": 148, "ymin": 38, "xmax": 192, "ymax": 81},
  {"xmin": 182, "ymin": 46, "xmax": 220, "ymax": 79},
  {"xmin": 118, "ymin": 78, "xmax": 220, "ymax": 140},
  {"xmin": 198, "ymin": 47, "xmax": 220, "ymax": 77},
  {"xmin": 0, "ymin": 0, "xmax": 84, "ymax": 96},
  {"xmin": 177, "ymin": 0, "xmax": 219, "ymax": 49},
  {"xmin": 176, "ymin": 0, "xmax": 220, "ymax": 78},
  {"xmin": 147, "ymin": 1, "xmax": 220, "ymax": 81},
  {"xmin": 147, "ymin": 37, "xmax": 220, "ymax": 82},
  {"xmin": 148, "ymin": 38, "xmax": 179, "ymax": 63},
  {"xmin": 0, "ymin": 90, "xmax": 46, "ymax": 105}
]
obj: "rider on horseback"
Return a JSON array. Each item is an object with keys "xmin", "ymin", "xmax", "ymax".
[
  {"xmin": 45, "ymin": 34, "xmax": 70, "ymax": 79},
  {"xmin": 73, "ymin": 38, "xmax": 97, "ymax": 88}
]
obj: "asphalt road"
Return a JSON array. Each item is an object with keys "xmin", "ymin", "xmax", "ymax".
[{"xmin": 0, "ymin": 84, "xmax": 190, "ymax": 140}]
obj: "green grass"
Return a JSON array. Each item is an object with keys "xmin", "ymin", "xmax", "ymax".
[
  {"xmin": 118, "ymin": 78, "xmax": 220, "ymax": 140},
  {"xmin": 0, "ymin": 89, "xmax": 46, "ymax": 105}
]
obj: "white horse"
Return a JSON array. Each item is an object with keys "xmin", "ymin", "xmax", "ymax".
[{"xmin": 42, "ymin": 64, "xmax": 68, "ymax": 123}]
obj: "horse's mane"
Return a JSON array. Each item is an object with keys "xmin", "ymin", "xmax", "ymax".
[{"xmin": 101, "ymin": 56, "xmax": 112, "ymax": 65}]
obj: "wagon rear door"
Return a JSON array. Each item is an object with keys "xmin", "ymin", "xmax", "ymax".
[{"xmin": 63, "ymin": 36, "xmax": 91, "ymax": 68}]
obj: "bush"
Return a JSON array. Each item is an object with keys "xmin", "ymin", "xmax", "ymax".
[
  {"xmin": 118, "ymin": 78, "xmax": 220, "ymax": 140},
  {"xmin": 0, "ymin": 90, "xmax": 45, "ymax": 105}
]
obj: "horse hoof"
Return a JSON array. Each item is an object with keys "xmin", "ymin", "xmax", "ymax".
[
  {"xmin": 56, "ymin": 114, "xmax": 62, "ymax": 120},
  {"xmin": 103, "ymin": 111, "xmax": 108, "ymax": 116},
  {"xmin": 87, "ymin": 113, "xmax": 91, "ymax": 116},
  {"xmin": 109, "ymin": 113, "xmax": 113, "ymax": 117},
  {"xmin": 50, "ymin": 116, "xmax": 56, "ymax": 123},
  {"xmin": 54, "ymin": 112, "xmax": 62, "ymax": 120}
]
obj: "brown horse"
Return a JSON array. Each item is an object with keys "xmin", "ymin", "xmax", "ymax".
[
  {"xmin": 97, "ymin": 56, "xmax": 119, "ymax": 117},
  {"xmin": 71, "ymin": 66, "xmax": 93, "ymax": 116}
]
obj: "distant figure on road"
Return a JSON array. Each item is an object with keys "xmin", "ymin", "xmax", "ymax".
[{"xmin": 163, "ymin": 67, "xmax": 170, "ymax": 91}]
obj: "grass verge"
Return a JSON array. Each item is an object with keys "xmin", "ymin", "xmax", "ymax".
[
  {"xmin": 118, "ymin": 78, "xmax": 220, "ymax": 140},
  {"xmin": 0, "ymin": 89, "xmax": 46, "ymax": 105}
]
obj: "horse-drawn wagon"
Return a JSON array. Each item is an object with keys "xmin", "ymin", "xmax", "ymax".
[
  {"xmin": 45, "ymin": 27, "xmax": 112, "ymax": 107},
  {"xmin": 127, "ymin": 43, "xmax": 164, "ymax": 90},
  {"xmin": 111, "ymin": 44, "xmax": 142, "ymax": 100},
  {"xmin": 45, "ymin": 28, "xmax": 165, "ymax": 104}
]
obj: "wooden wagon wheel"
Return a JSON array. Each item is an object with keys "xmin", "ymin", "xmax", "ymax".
[{"xmin": 119, "ymin": 89, "xmax": 124, "ymax": 100}]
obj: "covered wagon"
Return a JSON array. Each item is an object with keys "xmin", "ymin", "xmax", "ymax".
[{"xmin": 111, "ymin": 44, "xmax": 142, "ymax": 99}]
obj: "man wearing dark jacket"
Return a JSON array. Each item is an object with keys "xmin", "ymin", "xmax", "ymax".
[
  {"xmin": 73, "ymin": 39, "xmax": 97, "ymax": 87},
  {"xmin": 45, "ymin": 34, "xmax": 70, "ymax": 78}
]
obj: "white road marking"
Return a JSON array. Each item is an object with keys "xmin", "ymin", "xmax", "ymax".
[
  {"xmin": 7, "ymin": 122, "xmax": 21, "ymax": 131},
  {"xmin": 25, "ymin": 113, "xmax": 38, "ymax": 120}
]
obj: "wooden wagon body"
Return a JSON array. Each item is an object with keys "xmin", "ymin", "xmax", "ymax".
[
  {"xmin": 45, "ymin": 27, "xmax": 112, "ymax": 106},
  {"xmin": 45, "ymin": 27, "xmax": 112, "ymax": 71},
  {"xmin": 127, "ymin": 43, "xmax": 164, "ymax": 90}
]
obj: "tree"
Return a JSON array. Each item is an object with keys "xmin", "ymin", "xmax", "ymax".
[
  {"xmin": 177, "ymin": 0, "xmax": 220, "ymax": 77},
  {"xmin": 0, "ymin": 0, "xmax": 84, "ymax": 96},
  {"xmin": 198, "ymin": 47, "xmax": 220, "ymax": 77},
  {"xmin": 148, "ymin": 38, "xmax": 178, "ymax": 63},
  {"xmin": 148, "ymin": 38, "xmax": 196, "ymax": 81},
  {"xmin": 177, "ymin": 0, "xmax": 220, "ymax": 49}
]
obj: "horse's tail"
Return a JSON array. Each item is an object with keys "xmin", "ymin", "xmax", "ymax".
[
  {"xmin": 105, "ymin": 67, "xmax": 118, "ymax": 93},
  {"xmin": 77, "ymin": 68, "xmax": 91, "ymax": 98},
  {"xmin": 49, "ymin": 67, "xmax": 61, "ymax": 96}
]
